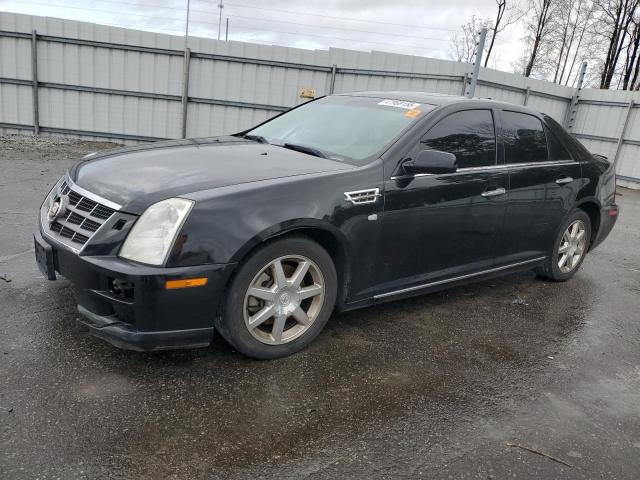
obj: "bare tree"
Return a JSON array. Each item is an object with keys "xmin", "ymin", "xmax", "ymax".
[
  {"xmin": 559, "ymin": 0, "xmax": 598, "ymax": 85},
  {"xmin": 522, "ymin": 0, "xmax": 554, "ymax": 77},
  {"xmin": 551, "ymin": 0, "xmax": 578, "ymax": 83},
  {"xmin": 484, "ymin": 0, "xmax": 522, "ymax": 67},
  {"xmin": 449, "ymin": 15, "xmax": 492, "ymax": 64},
  {"xmin": 620, "ymin": 14, "xmax": 640, "ymax": 88},
  {"xmin": 595, "ymin": 0, "xmax": 640, "ymax": 89}
]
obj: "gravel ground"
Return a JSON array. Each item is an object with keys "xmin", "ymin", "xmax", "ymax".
[{"xmin": 1, "ymin": 134, "xmax": 639, "ymax": 479}]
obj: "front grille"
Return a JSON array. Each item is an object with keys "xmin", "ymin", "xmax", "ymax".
[{"xmin": 43, "ymin": 180, "xmax": 117, "ymax": 249}]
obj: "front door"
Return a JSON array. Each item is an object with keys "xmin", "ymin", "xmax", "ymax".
[{"xmin": 377, "ymin": 109, "xmax": 509, "ymax": 296}]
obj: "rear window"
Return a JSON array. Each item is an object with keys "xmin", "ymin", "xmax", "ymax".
[{"xmin": 502, "ymin": 111, "xmax": 548, "ymax": 164}]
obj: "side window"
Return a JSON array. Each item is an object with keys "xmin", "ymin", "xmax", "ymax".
[
  {"xmin": 421, "ymin": 110, "xmax": 496, "ymax": 169},
  {"xmin": 502, "ymin": 111, "xmax": 548, "ymax": 163},
  {"xmin": 545, "ymin": 126, "xmax": 573, "ymax": 161}
]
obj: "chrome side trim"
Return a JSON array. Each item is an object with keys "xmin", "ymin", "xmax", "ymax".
[
  {"xmin": 64, "ymin": 172, "xmax": 123, "ymax": 211},
  {"xmin": 390, "ymin": 161, "xmax": 581, "ymax": 180},
  {"xmin": 498, "ymin": 160, "xmax": 581, "ymax": 169},
  {"xmin": 373, "ymin": 256, "xmax": 547, "ymax": 300}
]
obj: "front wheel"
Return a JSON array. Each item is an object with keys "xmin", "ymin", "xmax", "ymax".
[
  {"xmin": 536, "ymin": 209, "xmax": 591, "ymax": 282},
  {"xmin": 216, "ymin": 236, "xmax": 337, "ymax": 359}
]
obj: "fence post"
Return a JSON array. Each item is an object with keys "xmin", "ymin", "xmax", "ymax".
[
  {"xmin": 460, "ymin": 72, "xmax": 468, "ymax": 96},
  {"xmin": 31, "ymin": 29, "xmax": 40, "ymax": 135},
  {"xmin": 329, "ymin": 64, "xmax": 337, "ymax": 94},
  {"xmin": 565, "ymin": 61, "xmax": 587, "ymax": 131},
  {"xmin": 523, "ymin": 86, "xmax": 530, "ymax": 106},
  {"xmin": 465, "ymin": 28, "xmax": 487, "ymax": 99},
  {"xmin": 612, "ymin": 99, "xmax": 634, "ymax": 169},
  {"xmin": 181, "ymin": 47, "xmax": 191, "ymax": 139}
]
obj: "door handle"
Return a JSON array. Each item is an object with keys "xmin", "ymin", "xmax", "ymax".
[
  {"xmin": 481, "ymin": 187, "xmax": 506, "ymax": 198},
  {"xmin": 556, "ymin": 176, "xmax": 574, "ymax": 185}
]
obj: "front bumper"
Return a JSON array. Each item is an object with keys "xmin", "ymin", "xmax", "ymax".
[{"xmin": 36, "ymin": 230, "xmax": 234, "ymax": 351}]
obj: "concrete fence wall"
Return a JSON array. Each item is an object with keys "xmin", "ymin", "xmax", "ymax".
[{"xmin": 0, "ymin": 11, "xmax": 638, "ymax": 187}]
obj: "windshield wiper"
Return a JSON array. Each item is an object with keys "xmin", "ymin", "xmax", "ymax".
[
  {"xmin": 282, "ymin": 143, "xmax": 327, "ymax": 158},
  {"xmin": 243, "ymin": 134, "xmax": 269, "ymax": 144}
]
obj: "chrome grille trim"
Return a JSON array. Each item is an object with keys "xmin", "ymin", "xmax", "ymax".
[
  {"xmin": 41, "ymin": 174, "xmax": 121, "ymax": 252},
  {"xmin": 65, "ymin": 175, "xmax": 123, "ymax": 211}
]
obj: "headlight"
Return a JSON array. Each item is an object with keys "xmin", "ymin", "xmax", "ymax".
[
  {"xmin": 119, "ymin": 198, "xmax": 194, "ymax": 266},
  {"xmin": 43, "ymin": 175, "xmax": 65, "ymax": 207}
]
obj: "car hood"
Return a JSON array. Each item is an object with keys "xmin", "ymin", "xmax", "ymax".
[{"xmin": 71, "ymin": 136, "xmax": 352, "ymax": 212}]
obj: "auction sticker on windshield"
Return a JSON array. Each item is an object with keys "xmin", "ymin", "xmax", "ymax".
[{"xmin": 378, "ymin": 99, "xmax": 421, "ymax": 109}]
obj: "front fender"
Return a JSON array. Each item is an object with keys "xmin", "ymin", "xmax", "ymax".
[
  {"xmin": 165, "ymin": 162, "xmax": 384, "ymax": 303},
  {"xmin": 229, "ymin": 218, "xmax": 353, "ymax": 264}
]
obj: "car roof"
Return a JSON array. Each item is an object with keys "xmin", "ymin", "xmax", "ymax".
[{"xmin": 336, "ymin": 90, "xmax": 537, "ymax": 113}]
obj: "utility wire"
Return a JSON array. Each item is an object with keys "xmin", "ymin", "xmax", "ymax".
[
  {"xmin": 3, "ymin": 0, "xmax": 512, "ymax": 58},
  {"xmin": 2, "ymin": 0, "xmax": 449, "ymax": 51},
  {"xmin": 228, "ymin": 24, "xmax": 443, "ymax": 50},
  {"xmin": 223, "ymin": 13, "xmax": 450, "ymax": 41},
  {"xmin": 223, "ymin": 1, "xmax": 459, "ymax": 31}
]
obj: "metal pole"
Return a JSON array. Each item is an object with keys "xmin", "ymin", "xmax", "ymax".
[
  {"xmin": 225, "ymin": 18, "xmax": 229, "ymax": 41},
  {"xmin": 183, "ymin": 0, "xmax": 190, "ymax": 50},
  {"xmin": 31, "ymin": 29, "xmax": 40, "ymax": 135},
  {"xmin": 217, "ymin": 0, "xmax": 224, "ymax": 40},
  {"xmin": 612, "ymin": 99, "xmax": 634, "ymax": 169},
  {"xmin": 329, "ymin": 64, "xmax": 337, "ymax": 94},
  {"xmin": 565, "ymin": 61, "xmax": 587, "ymax": 131},
  {"xmin": 181, "ymin": 48, "xmax": 191, "ymax": 139},
  {"xmin": 523, "ymin": 86, "xmax": 531, "ymax": 106},
  {"xmin": 464, "ymin": 28, "xmax": 487, "ymax": 99}
]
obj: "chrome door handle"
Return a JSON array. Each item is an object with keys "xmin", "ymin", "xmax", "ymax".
[
  {"xmin": 481, "ymin": 187, "xmax": 506, "ymax": 198},
  {"xmin": 556, "ymin": 176, "xmax": 573, "ymax": 185}
]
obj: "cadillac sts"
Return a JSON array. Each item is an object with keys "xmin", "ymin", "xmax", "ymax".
[{"xmin": 34, "ymin": 92, "xmax": 619, "ymax": 359}]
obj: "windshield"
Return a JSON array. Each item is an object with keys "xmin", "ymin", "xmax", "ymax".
[{"xmin": 246, "ymin": 95, "xmax": 436, "ymax": 165}]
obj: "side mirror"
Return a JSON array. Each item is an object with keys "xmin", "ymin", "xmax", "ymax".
[{"xmin": 403, "ymin": 149, "xmax": 457, "ymax": 175}]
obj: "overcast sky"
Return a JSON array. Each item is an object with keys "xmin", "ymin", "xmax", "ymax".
[{"xmin": 0, "ymin": 0, "xmax": 525, "ymax": 70}]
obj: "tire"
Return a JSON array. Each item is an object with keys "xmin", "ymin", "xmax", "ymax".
[
  {"xmin": 215, "ymin": 236, "xmax": 337, "ymax": 359},
  {"xmin": 535, "ymin": 209, "xmax": 591, "ymax": 282}
]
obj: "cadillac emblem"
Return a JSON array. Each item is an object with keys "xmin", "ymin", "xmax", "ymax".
[{"xmin": 47, "ymin": 194, "xmax": 69, "ymax": 223}]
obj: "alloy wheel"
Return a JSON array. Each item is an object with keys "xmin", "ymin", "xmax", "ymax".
[
  {"xmin": 558, "ymin": 220, "xmax": 587, "ymax": 274},
  {"xmin": 243, "ymin": 255, "xmax": 325, "ymax": 345}
]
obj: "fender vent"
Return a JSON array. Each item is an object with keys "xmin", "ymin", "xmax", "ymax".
[{"xmin": 344, "ymin": 188, "xmax": 381, "ymax": 205}]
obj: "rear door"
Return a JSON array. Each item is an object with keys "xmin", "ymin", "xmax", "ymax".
[
  {"xmin": 497, "ymin": 110, "xmax": 581, "ymax": 265},
  {"xmin": 377, "ymin": 108, "xmax": 509, "ymax": 296}
]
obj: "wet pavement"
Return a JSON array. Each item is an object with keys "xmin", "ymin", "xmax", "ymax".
[{"xmin": 1, "ymin": 135, "xmax": 639, "ymax": 479}]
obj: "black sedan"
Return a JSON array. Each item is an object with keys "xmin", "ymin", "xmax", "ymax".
[{"xmin": 34, "ymin": 92, "xmax": 619, "ymax": 359}]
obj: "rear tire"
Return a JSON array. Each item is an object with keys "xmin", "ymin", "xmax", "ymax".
[
  {"xmin": 215, "ymin": 236, "xmax": 337, "ymax": 359},
  {"xmin": 535, "ymin": 209, "xmax": 591, "ymax": 282}
]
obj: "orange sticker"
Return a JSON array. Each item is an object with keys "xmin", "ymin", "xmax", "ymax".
[{"xmin": 405, "ymin": 109, "xmax": 422, "ymax": 118}]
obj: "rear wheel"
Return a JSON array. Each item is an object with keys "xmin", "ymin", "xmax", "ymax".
[
  {"xmin": 216, "ymin": 236, "xmax": 337, "ymax": 359},
  {"xmin": 536, "ymin": 209, "xmax": 591, "ymax": 282}
]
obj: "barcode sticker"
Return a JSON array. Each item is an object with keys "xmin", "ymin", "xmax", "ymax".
[{"xmin": 378, "ymin": 99, "xmax": 421, "ymax": 109}]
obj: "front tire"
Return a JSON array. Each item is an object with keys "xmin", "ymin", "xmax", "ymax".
[
  {"xmin": 216, "ymin": 236, "xmax": 337, "ymax": 359},
  {"xmin": 536, "ymin": 209, "xmax": 591, "ymax": 282}
]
